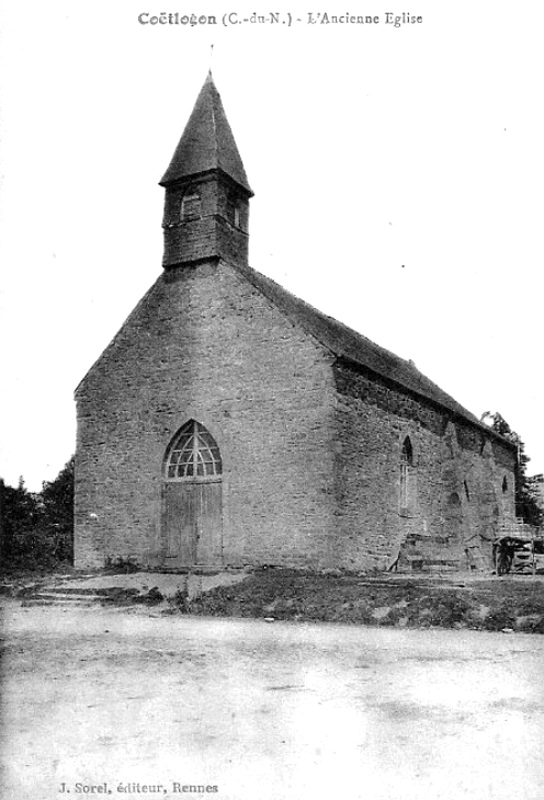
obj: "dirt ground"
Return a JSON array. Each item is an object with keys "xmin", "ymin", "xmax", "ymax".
[{"xmin": 2, "ymin": 600, "xmax": 544, "ymax": 800}]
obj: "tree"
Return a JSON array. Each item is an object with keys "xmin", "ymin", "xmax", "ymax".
[
  {"xmin": 0, "ymin": 457, "xmax": 74, "ymax": 570},
  {"xmin": 40, "ymin": 456, "xmax": 75, "ymax": 563},
  {"xmin": 481, "ymin": 412, "xmax": 543, "ymax": 527},
  {"xmin": 0, "ymin": 477, "xmax": 42, "ymax": 566}
]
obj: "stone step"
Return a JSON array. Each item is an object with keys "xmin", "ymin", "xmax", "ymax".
[
  {"xmin": 401, "ymin": 554, "xmax": 460, "ymax": 573},
  {"xmin": 21, "ymin": 591, "xmax": 106, "ymax": 606},
  {"xmin": 46, "ymin": 586, "xmax": 114, "ymax": 596},
  {"xmin": 22, "ymin": 596, "xmax": 101, "ymax": 607}
]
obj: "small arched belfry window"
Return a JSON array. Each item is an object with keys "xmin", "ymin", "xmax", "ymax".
[
  {"xmin": 226, "ymin": 190, "xmax": 241, "ymax": 228},
  {"xmin": 166, "ymin": 420, "xmax": 222, "ymax": 480},
  {"xmin": 400, "ymin": 436, "xmax": 415, "ymax": 515},
  {"xmin": 181, "ymin": 187, "xmax": 201, "ymax": 221}
]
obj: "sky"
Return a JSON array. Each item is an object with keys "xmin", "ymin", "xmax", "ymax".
[{"xmin": 1, "ymin": 1, "xmax": 543, "ymax": 491}]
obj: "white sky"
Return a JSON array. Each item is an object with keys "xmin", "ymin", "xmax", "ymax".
[{"xmin": 1, "ymin": 0, "xmax": 543, "ymax": 491}]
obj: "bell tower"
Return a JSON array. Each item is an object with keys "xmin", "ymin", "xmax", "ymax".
[{"xmin": 159, "ymin": 72, "xmax": 253, "ymax": 269}]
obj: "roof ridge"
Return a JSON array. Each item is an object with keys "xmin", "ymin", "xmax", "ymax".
[{"xmin": 209, "ymin": 75, "xmax": 218, "ymax": 166}]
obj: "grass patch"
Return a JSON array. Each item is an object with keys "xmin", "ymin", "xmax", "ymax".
[{"xmin": 181, "ymin": 568, "xmax": 544, "ymax": 633}]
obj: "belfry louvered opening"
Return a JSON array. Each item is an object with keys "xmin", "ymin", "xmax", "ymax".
[
  {"xmin": 166, "ymin": 420, "xmax": 222, "ymax": 480},
  {"xmin": 181, "ymin": 186, "xmax": 201, "ymax": 221}
]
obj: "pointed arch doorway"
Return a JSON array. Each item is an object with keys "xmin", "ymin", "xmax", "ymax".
[{"xmin": 162, "ymin": 420, "xmax": 223, "ymax": 567}]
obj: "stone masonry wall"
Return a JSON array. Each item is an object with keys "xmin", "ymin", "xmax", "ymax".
[
  {"xmin": 75, "ymin": 259, "xmax": 337, "ymax": 569},
  {"xmin": 333, "ymin": 362, "xmax": 516, "ymax": 571},
  {"xmin": 75, "ymin": 261, "xmax": 516, "ymax": 573}
]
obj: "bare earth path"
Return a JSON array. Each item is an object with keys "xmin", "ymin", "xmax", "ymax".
[{"xmin": 2, "ymin": 601, "xmax": 544, "ymax": 800}]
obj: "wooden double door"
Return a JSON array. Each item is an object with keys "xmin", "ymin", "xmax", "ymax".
[{"xmin": 163, "ymin": 480, "xmax": 223, "ymax": 566}]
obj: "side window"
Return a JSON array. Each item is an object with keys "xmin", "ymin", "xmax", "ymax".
[{"xmin": 400, "ymin": 436, "xmax": 415, "ymax": 515}]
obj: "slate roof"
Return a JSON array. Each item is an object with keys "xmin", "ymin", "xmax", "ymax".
[
  {"xmin": 160, "ymin": 72, "xmax": 253, "ymax": 193},
  {"xmin": 235, "ymin": 260, "xmax": 512, "ymax": 442}
]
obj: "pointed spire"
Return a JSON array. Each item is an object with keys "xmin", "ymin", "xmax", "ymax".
[{"xmin": 160, "ymin": 73, "xmax": 252, "ymax": 195}]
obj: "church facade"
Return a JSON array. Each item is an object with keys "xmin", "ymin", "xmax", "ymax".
[{"xmin": 74, "ymin": 74, "xmax": 516, "ymax": 573}]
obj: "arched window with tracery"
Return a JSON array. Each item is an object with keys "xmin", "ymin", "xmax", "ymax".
[
  {"xmin": 165, "ymin": 420, "xmax": 222, "ymax": 480},
  {"xmin": 181, "ymin": 187, "xmax": 201, "ymax": 221},
  {"xmin": 400, "ymin": 436, "xmax": 415, "ymax": 515}
]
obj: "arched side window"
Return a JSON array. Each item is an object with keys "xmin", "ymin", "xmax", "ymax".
[
  {"xmin": 166, "ymin": 420, "xmax": 222, "ymax": 480},
  {"xmin": 181, "ymin": 187, "xmax": 201, "ymax": 221},
  {"xmin": 400, "ymin": 436, "xmax": 415, "ymax": 515},
  {"xmin": 445, "ymin": 492, "xmax": 463, "ymax": 542},
  {"xmin": 502, "ymin": 476, "xmax": 508, "ymax": 494}
]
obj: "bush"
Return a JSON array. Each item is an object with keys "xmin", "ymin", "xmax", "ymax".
[
  {"xmin": 168, "ymin": 589, "xmax": 189, "ymax": 612},
  {"xmin": 135, "ymin": 587, "xmax": 164, "ymax": 606},
  {"xmin": 484, "ymin": 604, "xmax": 517, "ymax": 631}
]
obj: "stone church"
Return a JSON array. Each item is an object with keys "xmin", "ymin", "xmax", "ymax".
[{"xmin": 74, "ymin": 73, "xmax": 516, "ymax": 573}]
